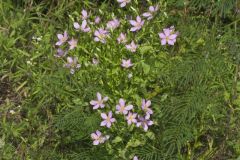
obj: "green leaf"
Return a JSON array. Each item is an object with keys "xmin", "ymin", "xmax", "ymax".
[{"xmin": 112, "ymin": 136, "xmax": 122, "ymax": 143}]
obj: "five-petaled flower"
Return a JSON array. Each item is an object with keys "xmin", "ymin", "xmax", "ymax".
[
  {"xmin": 106, "ymin": 18, "xmax": 120, "ymax": 30},
  {"xmin": 117, "ymin": 0, "xmax": 131, "ymax": 8},
  {"xmin": 158, "ymin": 27, "xmax": 178, "ymax": 45},
  {"xmin": 117, "ymin": 32, "xmax": 127, "ymax": 44},
  {"xmin": 142, "ymin": 5, "xmax": 159, "ymax": 20},
  {"xmin": 121, "ymin": 59, "xmax": 133, "ymax": 68},
  {"xmin": 90, "ymin": 92, "xmax": 108, "ymax": 110},
  {"xmin": 116, "ymin": 98, "xmax": 133, "ymax": 114},
  {"xmin": 129, "ymin": 16, "xmax": 144, "ymax": 32},
  {"xmin": 126, "ymin": 41, "xmax": 137, "ymax": 52},
  {"xmin": 126, "ymin": 112, "xmax": 137, "ymax": 125},
  {"xmin": 81, "ymin": 9, "xmax": 89, "ymax": 20},
  {"xmin": 95, "ymin": 16, "xmax": 101, "ymax": 24},
  {"xmin": 94, "ymin": 28, "xmax": 109, "ymax": 43},
  {"xmin": 136, "ymin": 113, "xmax": 153, "ymax": 131},
  {"xmin": 141, "ymin": 99, "xmax": 153, "ymax": 115},
  {"xmin": 54, "ymin": 48, "xmax": 67, "ymax": 58},
  {"xmin": 56, "ymin": 31, "xmax": 68, "ymax": 46},
  {"xmin": 91, "ymin": 130, "xmax": 109, "ymax": 145},
  {"xmin": 100, "ymin": 111, "xmax": 116, "ymax": 128},
  {"xmin": 68, "ymin": 38, "xmax": 78, "ymax": 50},
  {"xmin": 64, "ymin": 56, "xmax": 81, "ymax": 74},
  {"xmin": 74, "ymin": 20, "xmax": 91, "ymax": 32}
]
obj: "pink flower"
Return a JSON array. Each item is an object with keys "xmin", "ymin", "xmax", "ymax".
[
  {"xmin": 90, "ymin": 92, "xmax": 108, "ymax": 109},
  {"xmin": 117, "ymin": 33, "xmax": 127, "ymax": 44},
  {"xmin": 91, "ymin": 130, "xmax": 109, "ymax": 145},
  {"xmin": 126, "ymin": 41, "xmax": 137, "ymax": 52},
  {"xmin": 117, "ymin": 0, "xmax": 131, "ymax": 8},
  {"xmin": 106, "ymin": 18, "xmax": 120, "ymax": 30},
  {"xmin": 121, "ymin": 59, "xmax": 133, "ymax": 68},
  {"xmin": 94, "ymin": 28, "xmax": 109, "ymax": 43},
  {"xmin": 95, "ymin": 16, "xmax": 101, "ymax": 24},
  {"xmin": 55, "ymin": 31, "xmax": 68, "ymax": 46},
  {"xmin": 74, "ymin": 20, "xmax": 91, "ymax": 32},
  {"xmin": 129, "ymin": 16, "xmax": 144, "ymax": 32},
  {"xmin": 64, "ymin": 57, "xmax": 81, "ymax": 74},
  {"xmin": 142, "ymin": 5, "xmax": 159, "ymax": 20},
  {"xmin": 126, "ymin": 112, "xmax": 137, "ymax": 125},
  {"xmin": 158, "ymin": 27, "xmax": 178, "ymax": 45},
  {"xmin": 92, "ymin": 58, "xmax": 99, "ymax": 65},
  {"xmin": 136, "ymin": 113, "xmax": 153, "ymax": 131},
  {"xmin": 141, "ymin": 99, "xmax": 153, "ymax": 114},
  {"xmin": 81, "ymin": 9, "xmax": 89, "ymax": 20},
  {"xmin": 100, "ymin": 111, "xmax": 116, "ymax": 128},
  {"xmin": 116, "ymin": 98, "xmax": 133, "ymax": 115},
  {"xmin": 133, "ymin": 156, "xmax": 139, "ymax": 160},
  {"xmin": 54, "ymin": 48, "xmax": 67, "ymax": 58},
  {"xmin": 68, "ymin": 38, "xmax": 78, "ymax": 50}
]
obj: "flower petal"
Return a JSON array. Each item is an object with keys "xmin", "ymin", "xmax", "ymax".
[
  {"xmin": 106, "ymin": 122, "xmax": 111, "ymax": 128},
  {"xmin": 91, "ymin": 133, "xmax": 98, "ymax": 139},
  {"xmin": 100, "ymin": 120, "xmax": 107, "ymax": 126},
  {"xmin": 74, "ymin": 22, "xmax": 80, "ymax": 29},
  {"xmin": 159, "ymin": 33, "xmax": 166, "ymax": 39},
  {"xmin": 119, "ymin": 98, "xmax": 125, "ymax": 106},
  {"xmin": 167, "ymin": 39, "xmax": 175, "ymax": 45},
  {"xmin": 57, "ymin": 34, "xmax": 63, "ymax": 39},
  {"xmin": 97, "ymin": 92, "xmax": 102, "ymax": 101},
  {"xmin": 93, "ymin": 140, "xmax": 99, "ymax": 145},
  {"xmin": 101, "ymin": 113, "xmax": 107, "ymax": 119},
  {"xmin": 125, "ymin": 105, "xmax": 133, "ymax": 110},
  {"xmin": 161, "ymin": 39, "xmax": 167, "ymax": 45},
  {"xmin": 90, "ymin": 100, "xmax": 97, "ymax": 105}
]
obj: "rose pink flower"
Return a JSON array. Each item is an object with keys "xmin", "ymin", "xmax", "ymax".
[
  {"xmin": 81, "ymin": 9, "xmax": 89, "ymax": 20},
  {"xmin": 64, "ymin": 56, "xmax": 81, "ymax": 74},
  {"xmin": 141, "ymin": 99, "xmax": 153, "ymax": 115},
  {"xmin": 116, "ymin": 98, "xmax": 133, "ymax": 115},
  {"xmin": 126, "ymin": 112, "xmax": 137, "ymax": 125},
  {"xmin": 106, "ymin": 18, "xmax": 120, "ymax": 30},
  {"xmin": 94, "ymin": 28, "xmax": 109, "ymax": 43},
  {"xmin": 68, "ymin": 38, "xmax": 78, "ymax": 50},
  {"xmin": 54, "ymin": 48, "xmax": 67, "ymax": 58},
  {"xmin": 129, "ymin": 16, "xmax": 144, "ymax": 32},
  {"xmin": 90, "ymin": 92, "xmax": 108, "ymax": 109},
  {"xmin": 158, "ymin": 27, "xmax": 178, "ymax": 45},
  {"xmin": 121, "ymin": 59, "xmax": 133, "ymax": 68},
  {"xmin": 117, "ymin": 0, "xmax": 131, "ymax": 8},
  {"xmin": 142, "ymin": 5, "xmax": 159, "ymax": 20},
  {"xmin": 74, "ymin": 20, "xmax": 91, "ymax": 32},
  {"xmin": 126, "ymin": 41, "xmax": 137, "ymax": 52},
  {"xmin": 117, "ymin": 33, "xmax": 127, "ymax": 44},
  {"xmin": 136, "ymin": 113, "xmax": 153, "ymax": 131},
  {"xmin": 133, "ymin": 156, "xmax": 139, "ymax": 160},
  {"xmin": 100, "ymin": 111, "xmax": 116, "ymax": 128},
  {"xmin": 92, "ymin": 58, "xmax": 99, "ymax": 65},
  {"xmin": 55, "ymin": 31, "xmax": 68, "ymax": 46},
  {"xmin": 95, "ymin": 16, "xmax": 101, "ymax": 24},
  {"xmin": 91, "ymin": 130, "xmax": 109, "ymax": 145}
]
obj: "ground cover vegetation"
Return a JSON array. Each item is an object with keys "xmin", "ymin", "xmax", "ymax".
[{"xmin": 0, "ymin": 0, "xmax": 240, "ymax": 159}]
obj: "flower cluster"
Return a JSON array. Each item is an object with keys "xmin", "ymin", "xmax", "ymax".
[
  {"xmin": 159, "ymin": 26, "xmax": 179, "ymax": 45},
  {"xmin": 53, "ymin": 2, "xmax": 179, "ymax": 151},
  {"xmin": 90, "ymin": 93, "xmax": 154, "ymax": 145},
  {"xmin": 54, "ymin": 2, "xmax": 179, "ymax": 74},
  {"xmin": 55, "ymin": 30, "xmax": 80, "ymax": 74}
]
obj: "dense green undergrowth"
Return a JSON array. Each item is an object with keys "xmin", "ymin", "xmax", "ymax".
[{"xmin": 1, "ymin": 0, "xmax": 240, "ymax": 159}]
